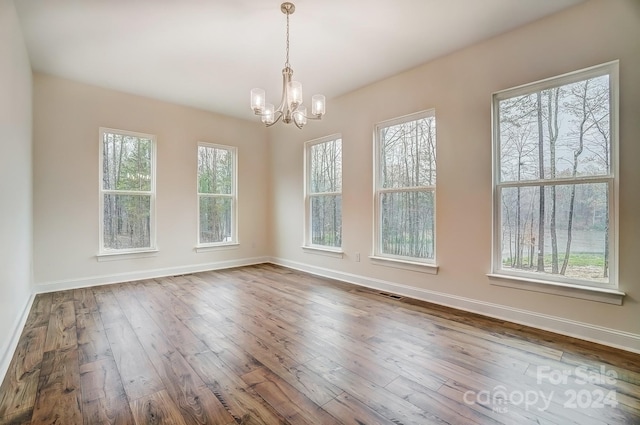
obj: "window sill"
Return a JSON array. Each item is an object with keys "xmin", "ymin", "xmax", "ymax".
[
  {"xmin": 302, "ymin": 246, "xmax": 344, "ymax": 259},
  {"xmin": 487, "ymin": 274, "xmax": 625, "ymax": 305},
  {"xmin": 369, "ymin": 255, "xmax": 438, "ymax": 275},
  {"xmin": 97, "ymin": 249, "xmax": 159, "ymax": 262},
  {"xmin": 195, "ymin": 243, "xmax": 239, "ymax": 253}
]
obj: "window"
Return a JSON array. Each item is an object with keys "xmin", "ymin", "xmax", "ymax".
[
  {"xmin": 99, "ymin": 128, "xmax": 156, "ymax": 254},
  {"xmin": 492, "ymin": 62, "xmax": 618, "ymax": 289},
  {"xmin": 197, "ymin": 143, "xmax": 237, "ymax": 246},
  {"xmin": 305, "ymin": 135, "xmax": 342, "ymax": 249},
  {"xmin": 374, "ymin": 110, "xmax": 437, "ymax": 263}
]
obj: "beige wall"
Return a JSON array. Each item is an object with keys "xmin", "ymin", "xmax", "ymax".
[
  {"xmin": 0, "ymin": 0, "xmax": 33, "ymax": 374},
  {"xmin": 269, "ymin": 0, "xmax": 640, "ymax": 350},
  {"xmin": 33, "ymin": 74, "xmax": 270, "ymax": 289}
]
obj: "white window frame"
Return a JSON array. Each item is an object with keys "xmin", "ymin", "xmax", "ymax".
[
  {"xmin": 303, "ymin": 134, "xmax": 343, "ymax": 255},
  {"xmin": 196, "ymin": 142, "xmax": 238, "ymax": 250},
  {"xmin": 490, "ymin": 61, "xmax": 624, "ymax": 304},
  {"xmin": 372, "ymin": 110, "xmax": 438, "ymax": 273},
  {"xmin": 98, "ymin": 127, "xmax": 157, "ymax": 258}
]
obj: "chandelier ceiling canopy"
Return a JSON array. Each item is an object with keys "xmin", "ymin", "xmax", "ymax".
[{"xmin": 250, "ymin": 2, "xmax": 325, "ymax": 129}]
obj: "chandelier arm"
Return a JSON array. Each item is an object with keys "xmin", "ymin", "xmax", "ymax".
[{"xmin": 265, "ymin": 111, "xmax": 284, "ymax": 127}]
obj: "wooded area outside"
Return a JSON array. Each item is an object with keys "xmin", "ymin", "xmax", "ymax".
[
  {"xmin": 496, "ymin": 68, "xmax": 613, "ymax": 285},
  {"xmin": 101, "ymin": 130, "xmax": 153, "ymax": 251},
  {"xmin": 308, "ymin": 138, "xmax": 342, "ymax": 247},
  {"xmin": 377, "ymin": 113, "xmax": 436, "ymax": 260},
  {"xmin": 198, "ymin": 144, "xmax": 235, "ymax": 244}
]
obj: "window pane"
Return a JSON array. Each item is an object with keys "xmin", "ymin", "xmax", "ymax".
[
  {"xmin": 102, "ymin": 133, "xmax": 152, "ymax": 191},
  {"xmin": 380, "ymin": 191, "xmax": 434, "ymax": 259},
  {"xmin": 198, "ymin": 146, "xmax": 232, "ymax": 194},
  {"xmin": 499, "ymin": 75, "xmax": 610, "ymax": 183},
  {"xmin": 499, "ymin": 183, "xmax": 609, "ymax": 283},
  {"xmin": 380, "ymin": 116, "xmax": 436, "ymax": 189},
  {"xmin": 103, "ymin": 194, "xmax": 151, "ymax": 249},
  {"xmin": 310, "ymin": 139, "xmax": 342, "ymax": 193},
  {"xmin": 199, "ymin": 196, "xmax": 232, "ymax": 244},
  {"xmin": 310, "ymin": 195, "xmax": 342, "ymax": 247}
]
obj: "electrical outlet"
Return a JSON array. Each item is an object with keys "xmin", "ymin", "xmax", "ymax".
[{"xmin": 355, "ymin": 252, "xmax": 360, "ymax": 262}]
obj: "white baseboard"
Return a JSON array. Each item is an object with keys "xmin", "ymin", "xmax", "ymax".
[
  {"xmin": 269, "ymin": 257, "xmax": 640, "ymax": 355},
  {"xmin": 34, "ymin": 256, "xmax": 271, "ymax": 293},
  {"xmin": 0, "ymin": 293, "xmax": 35, "ymax": 387}
]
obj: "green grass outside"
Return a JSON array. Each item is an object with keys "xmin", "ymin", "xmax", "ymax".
[{"xmin": 503, "ymin": 252, "xmax": 605, "ymax": 268}]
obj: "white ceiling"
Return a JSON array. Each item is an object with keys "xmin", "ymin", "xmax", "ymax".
[{"xmin": 15, "ymin": 0, "xmax": 584, "ymax": 120}]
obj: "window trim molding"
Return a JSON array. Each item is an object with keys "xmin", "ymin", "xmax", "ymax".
[
  {"xmin": 196, "ymin": 142, "xmax": 238, "ymax": 248},
  {"xmin": 303, "ymin": 133, "xmax": 343, "ymax": 250},
  {"xmin": 302, "ymin": 245, "xmax": 344, "ymax": 258},
  {"xmin": 373, "ymin": 109, "xmax": 437, "ymax": 265},
  {"xmin": 491, "ymin": 60, "xmax": 620, "ymax": 293},
  {"xmin": 369, "ymin": 255, "xmax": 439, "ymax": 275},
  {"xmin": 98, "ymin": 127, "xmax": 157, "ymax": 256},
  {"xmin": 487, "ymin": 274, "xmax": 625, "ymax": 306}
]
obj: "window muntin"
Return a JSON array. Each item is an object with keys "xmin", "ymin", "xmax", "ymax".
[
  {"xmin": 493, "ymin": 62, "xmax": 617, "ymax": 288},
  {"xmin": 197, "ymin": 143, "xmax": 237, "ymax": 246},
  {"xmin": 375, "ymin": 110, "xmax": 436, "ymax": 262},
  {"xmin": 99, "ymin": 128, "xmax": 156, "ymax": 253},
  {"xmin": 305, "ymin": 136, "xmax": 342, "ymax": 248}
]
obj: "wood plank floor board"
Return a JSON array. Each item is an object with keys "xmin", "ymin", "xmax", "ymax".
[
  {"xmin": 72, "ymin": 288, "xmax": 99, "ymax": 313},
  {"xmin": 43, "ymin": 300, "xmax": 77, "ymax": 353},
  {"xmin": 132, "ymin": 320, "xmax": 237, "ymax": 425},
  {"xmin": 435, "ymin": 380, "xmax": 553, "ymax": 425},
  {"xmin": 231, "ymin": 295, "xmax": 403, "ymax": 392},
  {"xmin": 129, "ymin": 285, "xmax": 209, "ymax": 357},
  {"xmin": 386, "ymin": 375, "xmax": 502, "ymax": 425},
  {"xmin": 24, "ymin": 295, "xmax": 52, "ymax": 330},
  {"xmin": 322, "ymin": 392, "xmax": 405, "ymax": 425},
  {"xmin": 185, "ymin": 350, "xmax": 288, "ymax": 425},
  {"xmin": 92, "ymin": 288, "xmax": 128, "ymax": 328},
  {"xmin": 129, "ymin": 390, "xmax": 188, "ymax": 425},
  {"xmin": 241, "ymin": 366, "xmax": 340, "ymax": 425},
  {"xmin": 75, "ymin": 310, "xmax": 111, "ymax": 365},
  {"xmin": 2, "ymin": 265, "xmax": 638, "ymax": 425},
  {"xmin": 359, "ymin": 286, "xmax": 573, "ymax": 367},
  {"xmin": 102, "ymin": 320, "xmax": 165, "ymax": 402},
  {"xmin": 81, "ymin": 393, "xmax": 134, "ymax": 425},
  {"xmin": 304, "ymin": 355, "xmax": 448, "ymax": 425},
  {"xmin": 29, "ymin": 348, "xmax": 82, "ymax": 425},
  {"xmin": 0, "ymin": 408, "xmax": 33, "ymax": 425},
  {"xmin": 182, "ymin": 317, "xmax": 264, "ymax": 376},
  {"xmin": 79, "ymin": 357, "xmax": 126, "ymax": 403},
  {"xmin": 0, "ymin": 327, "xmax": 46, "ymax": 420}
]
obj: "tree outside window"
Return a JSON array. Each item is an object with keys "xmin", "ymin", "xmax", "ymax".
[
  {"xmin": 197, "ymin": 143, "xmax": 237, "ymax": 245},
  {"xmin": 100, "ymin": 128, "xmax": 155, "ymax": 253},
  {"xmin": 493, "ymin": 62, "xmax": 617, "ymax": 287},
  {"xmin": 305, "ymin": 136, "xmax": 342, "ymax": 248},
  {"xmin": 375, "ymin": 111, "xmax": 436, "ymax": 262}
]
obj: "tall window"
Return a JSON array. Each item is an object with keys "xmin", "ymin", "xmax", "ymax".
[
  {"xmin": 374, "ymin": 111, "xmax": 436, "ymax": 262},
  {"xmin": 305, "ymin": 135, "xmax": 342, "ymax": 249},
  {"xmin": 493, "ymin": 62, "xmax": 617, "ymax": 288},
  {"xmin": 197, "ymin": 143, "xmax": 237, "ymax": 246},
  {"xmin": 99, "ymin": 128, "xmax": 156, "ymax": 253}
]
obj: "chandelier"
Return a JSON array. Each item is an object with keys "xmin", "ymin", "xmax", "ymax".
[{"xmin": 250, "ymin": 2, "xmax": 325, "ymax": 129}]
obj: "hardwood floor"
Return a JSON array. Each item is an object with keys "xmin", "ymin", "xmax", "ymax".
[{"xmin": 0, "ymin": 264, "xmax": 639, "ymax": 424}]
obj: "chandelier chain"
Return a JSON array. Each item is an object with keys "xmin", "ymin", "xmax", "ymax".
[{"xmin": 285, "ymin": 11, "xmax": 290, "ymax": 68}]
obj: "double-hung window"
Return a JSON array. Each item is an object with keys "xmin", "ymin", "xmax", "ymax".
[
  {"xmin": 305, "ymin": 135, "xmax": 342, "ymax": 249},
  {"xmin": 374, "ymin": 110, "xmax": 437, "ymax": 264},
  {"xmin": 197, "ymin": 143, "xmax": 237, "ymax": 246},
  {"xmin": 492, "ymin": 61, "xmax": 619, "ymax": 292},
  {"xmin": 99, "ymin": 128, "xmax": 156, "ymax": 254}
]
